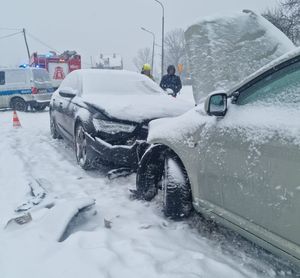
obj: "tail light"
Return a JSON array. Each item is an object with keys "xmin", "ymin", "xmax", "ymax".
[{"xmin": 31, "ymin": 87, "xmax": 38, "ymax": 94}]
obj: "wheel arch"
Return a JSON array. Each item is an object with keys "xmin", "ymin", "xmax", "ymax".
[
  {"xmin": 139, "ymin": 143, "xmax": 189, "ymax": 175},
  {"xmin": 136, "ymin": 143, "xmax": 193, "ymax": 200}
]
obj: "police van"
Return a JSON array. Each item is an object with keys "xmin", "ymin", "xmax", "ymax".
[{"xmin": 0, "ymin": 67, "xmax": 54, "ymax": 111}]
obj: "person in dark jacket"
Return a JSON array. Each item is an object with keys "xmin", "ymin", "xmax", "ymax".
[{"xmin": 160, "ymin": 65, "xmax": 182, "ymax": 97}]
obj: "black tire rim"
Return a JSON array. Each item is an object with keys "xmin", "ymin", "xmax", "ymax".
[{"xmin": 75, "ymin": 125, "xmax": 87, "ymax": 167}]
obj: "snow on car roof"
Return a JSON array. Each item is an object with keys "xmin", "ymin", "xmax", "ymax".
[{"xmin": 78, "ymin": 69, "xmax": 163, "ymax": 95}]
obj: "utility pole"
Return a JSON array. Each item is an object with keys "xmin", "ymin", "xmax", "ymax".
[
  {"xmin": 154, "ymin": 0, "xmax": 165, "ymax": 79},
  {"xmin": 141, "ymin": 27, "xmax": 155, "ymax": 72},
  {"xmin": 22, "ymin": 28, "xmax": 30, "ymax": 61}
]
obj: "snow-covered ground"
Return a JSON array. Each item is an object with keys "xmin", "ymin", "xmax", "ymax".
[{"xmin": 0, "ymin": 92, "xmax": 298, "ymax": 278}]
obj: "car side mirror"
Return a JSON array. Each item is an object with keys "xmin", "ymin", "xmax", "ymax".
[
  {"xmin": 59, "ymin": 88, "xmax": 77, "ymax": 98},
  {"xmin": 205, "ymin": 92, "xmax": 228, "ymax": 117}
]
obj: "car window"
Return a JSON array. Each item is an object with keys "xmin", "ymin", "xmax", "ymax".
[
  {"xmin": 60, "ymin": 72, "xmax": 81, "ymax": 94},
  {"xmin": 0, "ymin": 71, "xmax": 5, "ymax": 85},
  {"xmin": 236, "ymin": 60, "xmax": 300, "ymax": 107},
  {"xmin": 5, "ymin": 70, "xmax": 27, "ymax": 85}
]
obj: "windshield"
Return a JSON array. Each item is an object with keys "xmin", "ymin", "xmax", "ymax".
[
  {"xmin": 32, "ymin": 69, "xmax": 51, "ymax": 83},
  {"xmin": 82, "ymin": 70, "xmax": 162, "ymax": 95}
]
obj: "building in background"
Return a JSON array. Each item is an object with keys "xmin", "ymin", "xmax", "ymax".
[{"xmin": 93, "ymin": 53, "xmax": 123, "ymax": 70}]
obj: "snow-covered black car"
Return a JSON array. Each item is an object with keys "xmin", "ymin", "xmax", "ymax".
[{"xmin": 49, "ymin": 69, "xmax": 191, "ymax": 170}]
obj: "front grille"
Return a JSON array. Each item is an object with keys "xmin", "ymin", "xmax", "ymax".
[{"xmin": 137, "ymin": 126, "xmax": 148, "ymax": 140}]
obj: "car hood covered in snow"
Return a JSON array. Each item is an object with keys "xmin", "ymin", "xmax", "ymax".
[
  {"xmin": 82, "ymin": 93, "xmax": 193, "ymax": 123},
  {"xmin": 185, "ymin": 10, "xmax": 296, "ymax": 104},
  {"xmin": 63, "ymin": 69, "xmax": 193, "ymax": 123}
]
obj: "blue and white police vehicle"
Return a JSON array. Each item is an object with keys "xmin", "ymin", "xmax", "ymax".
[{"xmin": 0, "ymin": 67, "xmax": 54, "ymax": 111}]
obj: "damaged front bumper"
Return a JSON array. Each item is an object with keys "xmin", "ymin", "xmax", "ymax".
[{"xmin": 86, "ymin": 133, "xmax": 149, "ymax": 169}]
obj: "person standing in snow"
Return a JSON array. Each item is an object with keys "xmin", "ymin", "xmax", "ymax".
[
  {"xmin": 141, "ymin": 64, "xmax": 154, "ymax": 81},
  {"xmin": 160, "ymin": 65, "xmax": 182, "ymax": 97}
]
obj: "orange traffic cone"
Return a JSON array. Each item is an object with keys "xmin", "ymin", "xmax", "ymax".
[{"xmin": 13, "ymin": 111, "xmax": 22, "ymax": 128}]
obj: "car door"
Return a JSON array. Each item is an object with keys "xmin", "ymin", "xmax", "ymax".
[
  {"xmin": 55, "ymin": 72, "xmax": 81, "ymax": 141},
  {"xmin": 0, "ymin": 71, "xmax": 7, "ymax": 108},
  {"xmin": 61, "ymin": 74, "xmax": 82, "ymax": 140},
  {"xmin": 205, "ymin": 57, "xmax": 300, "ymax": 253}
]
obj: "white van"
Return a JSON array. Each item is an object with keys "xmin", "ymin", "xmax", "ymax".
[{"xmin": 0, "ymin": 68, "xmax": 54, "ymax": 111}]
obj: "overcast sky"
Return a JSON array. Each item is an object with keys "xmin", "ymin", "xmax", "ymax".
[{"xmin": 1, "ymin": 0, "xmax": 278, "ymax": 70}]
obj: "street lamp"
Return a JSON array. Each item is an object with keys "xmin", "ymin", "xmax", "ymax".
[
  {"xmin": 153, "ymin": 0, "xmax": 165, "ymax": 78},
  {"xmin": 141, "ymin": 27, "xmax": 155, "ymax": 71}
]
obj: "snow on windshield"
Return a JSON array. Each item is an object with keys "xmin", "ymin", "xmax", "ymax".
[
  {"xmin": 81, "ymin": 69, "xmax": 162, "ymax": 95},
  {"xmin": 185, "ymin": 10, "xmax": 296, "ymax": 104}
]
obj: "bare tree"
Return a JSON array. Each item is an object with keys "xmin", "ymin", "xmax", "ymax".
[
  {"xmin": 263, "ymin": 0, "xmax": 300, "ymax": 45},
  {"xmin": 164, "ymin": 28, "xmax": 191, "ymax": 83},
  {"xmin": 133, "ymin": 47, "xmax": 152, "ymax": 71},
  {"xmin": 164, "ymin": 28, "xmax": 186, "ymax": 68}
]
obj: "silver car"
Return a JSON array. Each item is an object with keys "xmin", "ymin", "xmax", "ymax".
[
  {"xmin": 0, "ymin": 68, "xmax": 54, "ymax": 111},
  {"xmin": 136, "ymin": 48, "xmax": 300, "ymax": 267}
]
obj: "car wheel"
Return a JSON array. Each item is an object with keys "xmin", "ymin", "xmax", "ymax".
[
  {"xmin": 75, "ymin": 123, "xmax": 92, "ymax": 170},
  {"xmin": 10, "ymin": 97, "xmax": 28, "ymax": 112},
  {"xmin": 50, "ymin": 112, "xmax": 61, "ymax": 139},
  {"xmin": 34, "ymin": 104, "xmax": 47, "ymax": 111},
  {"xmin": 162, "ymin": 155, "xmax": 193, "ymax": 220}
]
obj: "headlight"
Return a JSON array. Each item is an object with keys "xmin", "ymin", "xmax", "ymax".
[{"xmin": 92, "ymin": 118, "xmax": 136, "ymax": 134}]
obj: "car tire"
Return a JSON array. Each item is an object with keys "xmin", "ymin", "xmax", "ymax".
[
  {"xmin": 50, "ymin": 112, "xmax": 61, "ymax": 139},
  {"xmin": 136, "ymin": 147, "xmax": 165, "ymax": 201},
  {"xmin": 10, "ymin": 97, "xmax": 28, "ymax": 112},
  {"xmin": 75, "ymin": 123, "xmax": 92, "ymax": 170},
  {"xmin": 34, "ymin": 104, "xmax": 47, "ymax": 111},
  {"xmin": 162, "ymin": 155, "xmax": 193, "ymax": 220}
]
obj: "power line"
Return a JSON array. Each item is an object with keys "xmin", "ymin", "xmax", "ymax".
[
  {"xmin": 27, "ymin": 32, "xmax": 59, "ymax": 53},
  {"xmin": 0, "ymin": 31, "xmax": 22, "ymax": 40},
  {"xmin": 0, "ymin": 27, "xmax": 22, "ymax": 31}
]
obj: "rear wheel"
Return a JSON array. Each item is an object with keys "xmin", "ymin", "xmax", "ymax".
[
  {"xmin": 162, "ymin": 155, "xmax": 193, "ymax": 220},
  {"xmin": 10, "ymin": 97, "xmax": 28, "ymax": 112},
  {"xmin": 75, "ymin": 123, "xmax": 92, "ymax": 170},
  {"xmin": 50, "ymin": 112, "xmax": 61, "ymax": 139}
]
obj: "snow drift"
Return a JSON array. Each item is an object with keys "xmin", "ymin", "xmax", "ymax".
[{"xmin": 185, "ymin": 10, "xmax": 296, "ymax": 104}]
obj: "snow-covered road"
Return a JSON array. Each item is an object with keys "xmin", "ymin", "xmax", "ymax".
[{"xmin": 0, "ymin": 107, "xmax": 298, "ymax": 278}]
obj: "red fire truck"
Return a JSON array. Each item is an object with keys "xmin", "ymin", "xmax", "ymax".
[{"xmin": 30, "ymin": 50, "xmax": 81, "ymax": 88}]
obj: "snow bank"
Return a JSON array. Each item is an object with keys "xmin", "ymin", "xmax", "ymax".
[{"xmin": 185, "ymin": 10, "xmax": 296, "ymax": 104}]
